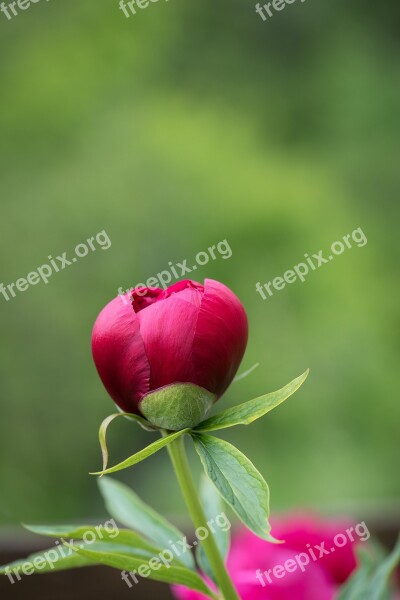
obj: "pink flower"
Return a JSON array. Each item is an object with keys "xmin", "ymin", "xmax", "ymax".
[
  {"xmin": 91, "ymin": 279, "xmax": 248, "ymax": 415},
  {"xmin": 173, "ymin": 514, "xmax": 362, "ymax": 600}
]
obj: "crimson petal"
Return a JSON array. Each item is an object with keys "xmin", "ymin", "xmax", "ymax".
[
  {"xmin": 92, "ymin": 295, "xmax": 151, "ymax": 413},
  {"xmin": 192, "ymin": 279, "xmax": 248, "ymax": 397},
  {"xmin": 137, "ymin": 295, "xmax": 200, "ymax": 392}
]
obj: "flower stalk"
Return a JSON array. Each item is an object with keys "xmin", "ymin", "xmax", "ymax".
[{"xmin": 165, "ymin": 433, "xmax": 240, "ymax": 600}]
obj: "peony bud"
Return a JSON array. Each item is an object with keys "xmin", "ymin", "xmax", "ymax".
[{"xmin": 92, "ymin": 279, "xmax": 248, "ymax": 430}]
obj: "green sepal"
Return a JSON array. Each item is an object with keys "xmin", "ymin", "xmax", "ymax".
[{"xmin": 140, "ymin": 383, "xmax": 216, "ymax": 431}]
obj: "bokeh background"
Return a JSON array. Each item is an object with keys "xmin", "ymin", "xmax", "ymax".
[{"xmin": 0, "ymin": 0, "xmax": 399, "ymax": 552}]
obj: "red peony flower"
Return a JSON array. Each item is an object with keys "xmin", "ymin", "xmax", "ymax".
[
  {"xmin": 173, "ymin": 514, "xmax": 363, "ymax": 600},
  {"xmin": 91, "ymin": 279, "xmax": 248, "ymax": 423}
]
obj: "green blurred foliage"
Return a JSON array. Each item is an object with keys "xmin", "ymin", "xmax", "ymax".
[{"xmin": 0, "ymin": 0, "xmax": 399, "ymax": 526}]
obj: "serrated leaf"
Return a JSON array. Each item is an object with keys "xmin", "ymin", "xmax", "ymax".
[
  {"xmin": 98, "ymin": 477, "xmax": 195, "ymax": 570},
  {"xmin": 91, "ymin": 428, "xmax": 190, "ymax": 476},
  {"xmin": 23, "ymin": 524, "xmax": 161, "ymax": 556},
  {"xmin": 195, "ymin": 370, "xmax": 309, "ymax": 433},
  {"xmin": 196, "ymin": 474, "xmax": 231, "ymax": 584},
  {"xmin": 192, "ymin": 434, "xmax": 276, "ymax": 541},
  {"xmin": 63, "ymin": 541, "xmax": 216, "ymax": 598}
]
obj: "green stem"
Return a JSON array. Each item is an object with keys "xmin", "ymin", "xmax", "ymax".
[{"xmin": 165, "ymin": 434, "xmax": 240, "ymax": 600}]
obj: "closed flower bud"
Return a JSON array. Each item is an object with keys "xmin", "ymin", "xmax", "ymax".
[{"xmin": 92, "ymin": 279, "xmax": 248, "ymax": 429}]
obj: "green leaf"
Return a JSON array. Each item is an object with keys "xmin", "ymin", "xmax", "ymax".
[
  {"xmin": 363, "ymin": 536, "xmax": 400, "ymax": 600},
  {"xmin": 336, "ymin": 547, "xmax": 376, "ymax": 600},
  {"xmin": 63, "ymin": 541, "xmax": 217, "ymax": 599},
  {"xmin": 23, "ymin": 524, "xmax": 161, "ymax": 556},
  {"xmin": 98, "ymin": 413, "xmax": 158, "ymax": 473},
  {"xmin": 0, "ymin": 523, "xmax": 170, "ymax": 580},
  {"xmin": 196, "ymin": 474, "xmax": 231, "ymax": 584},
  {"xmin": 0, "ymin": 544, "xmax": 96, "ymax": 578},
  {"xmin": 195, "ymin": 370, "xmax": 309, "ymax": 432},
  {"xmin": 192, "ymin": 434, "xmax": 276, "ymax": 541},
  {"xmin": 91, "ymin": 428, "xmax": 190, "ymax": 476},
  {"xmin": 98, "ymin": 477, "xmax": 195, "ymax": 570},
  {"xmin": 337, "ymin": 538, "xmax": 400, "ymax": 600}
]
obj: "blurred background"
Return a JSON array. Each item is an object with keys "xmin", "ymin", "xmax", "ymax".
[{"xmin": 0, "ymin": 0, "xmax": 399, "ymax": 592}]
